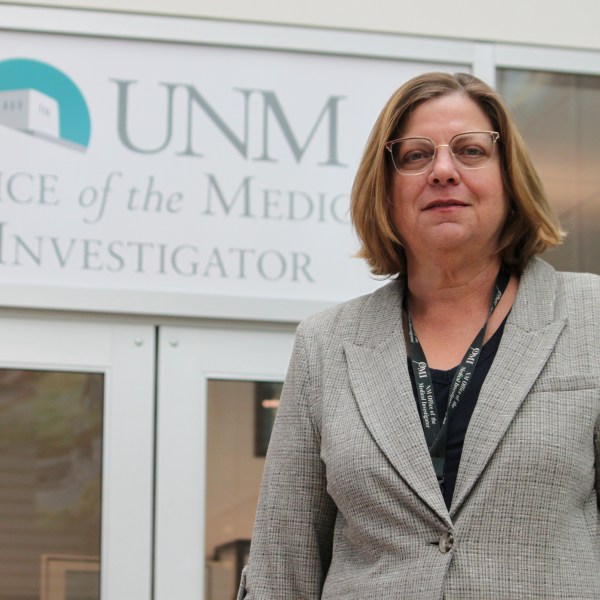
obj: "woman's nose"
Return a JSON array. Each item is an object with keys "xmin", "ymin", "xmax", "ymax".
[{"xmin": 428, "ymin": 145, "xmax": 460, "ymax": 184}]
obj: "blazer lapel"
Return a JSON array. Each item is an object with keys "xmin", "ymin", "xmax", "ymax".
[
  {"xmin": 344, "ymin": 281, "xmax": 450, "ymax": 523},
  {"xmin": 451, "ymin": 258, "xmax": 566, "ymax": 515}
]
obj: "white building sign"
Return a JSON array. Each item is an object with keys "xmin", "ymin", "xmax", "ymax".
[{"xmin": 0, "ymin": 31, "xmax": 464, "ymax": 319}]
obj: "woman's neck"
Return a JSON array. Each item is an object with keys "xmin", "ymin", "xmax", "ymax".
[
  {"xmin": 405, "ymin": 255, "xmax": 503, "ymax": 316},
  {"xmin": 403, "ymin": 254, "xmax": 517, "ymax": 370}
]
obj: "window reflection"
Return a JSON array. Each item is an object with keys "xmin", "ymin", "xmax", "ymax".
[
  {"xmin": 498, "ymin": 69, "xmax": 600, "ymax": 274},
  {"xmin": 205, "ymin": 379, "xmax": 282, "ymax": 600},
  {"xmin": 0, "ymin": 369, "xmax": 103, "ymax": 600}
]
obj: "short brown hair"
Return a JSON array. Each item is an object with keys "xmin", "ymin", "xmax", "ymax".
[{"xmin": 351, "ymin": 71, "xmax": 564, "ymax": 276}]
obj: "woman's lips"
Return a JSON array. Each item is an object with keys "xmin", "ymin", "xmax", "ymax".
[{"xmin": 424, "ymin": 200, "xmax": 469, "ymax": 210}]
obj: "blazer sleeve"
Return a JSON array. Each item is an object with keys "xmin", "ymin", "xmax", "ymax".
[
  {"xmin": 595, "ymin": 416, "xmax": 600, "ymax": 510},
  {"xmin": 240, "ymin": 323, "xmax": 337, "ymax": 599}
]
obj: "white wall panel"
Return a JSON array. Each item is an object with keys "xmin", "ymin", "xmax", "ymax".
[{"xmin": 3, "ymin": 0, "xmax": 600, "ymax": 51}]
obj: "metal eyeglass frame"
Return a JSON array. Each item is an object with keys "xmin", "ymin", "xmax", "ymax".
[{"xmin": 384, "ymin": 130, "xmax": 500, "ymax": 176}]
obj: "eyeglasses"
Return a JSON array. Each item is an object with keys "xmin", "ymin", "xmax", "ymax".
[{"xmin": 385, "ymin": 131, "xmax": 500, "ymax": 175}]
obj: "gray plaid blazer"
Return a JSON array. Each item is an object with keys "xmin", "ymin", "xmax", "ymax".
[{"xmin": 239, "ymin": 258, "xmax": 600, "ymax": 599}]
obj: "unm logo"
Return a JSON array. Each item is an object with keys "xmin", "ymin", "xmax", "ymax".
[{"xmin": 0, "ymin": 58, "xmax": 91, "ymax": 152}]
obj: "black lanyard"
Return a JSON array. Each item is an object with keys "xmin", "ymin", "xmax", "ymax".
[{"xmin": 404, "ymin": 266, "xmax": 510, "ymax": 484}]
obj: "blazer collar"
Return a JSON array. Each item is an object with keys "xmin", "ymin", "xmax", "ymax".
[
  {"xmin": 345, "ymin": 277, "xmax": 451, "ymax": 522},
  {"xmin": 344, "ymin": 258, "xmax": 565, "ymax": 523},
  {"xmin": 451, "ymin": 258, "xmax": 566, "ymax": 514}
]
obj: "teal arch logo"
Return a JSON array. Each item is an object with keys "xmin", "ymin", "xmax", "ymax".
[{"xmin": 0, "ymin": 58, "xmax": 91, "ymax": 152}]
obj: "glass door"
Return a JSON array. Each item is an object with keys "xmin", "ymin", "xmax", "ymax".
[
  {"xmin": 0, "ymin": 314, "xmax": 155, "ymax": 600},
  {"xmin": 155, "ymin": 324, "xmax": 295, "ymax": 600}
]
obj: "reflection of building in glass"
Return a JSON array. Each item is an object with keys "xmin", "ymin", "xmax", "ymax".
[{"xmin": 0, "ymin": 89, "xmax": 59, "ymax": 138}]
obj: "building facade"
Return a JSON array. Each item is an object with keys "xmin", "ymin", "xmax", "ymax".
[{"xmin": 1, "ymin": 3, "xmax": 599, "ymax": 599}]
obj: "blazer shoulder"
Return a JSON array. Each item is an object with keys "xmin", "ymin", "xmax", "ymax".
[
  {"xmin": 556, "ymin": 270, "xmax": 600, "ymax": 298},
  {"xmin": 519, "ymin": 258, "xmax": 600, "ymax": 323},
  {"xmin": 297, "ymin": 279, "xmax": 402, "ymax": 346},
  {"xmin": 555, "ymin": 269, "xmax": 600, "ymax": 307},
  {"xmin": 553, "ymin": 268, "xmax": 600, "ymax": 328}
]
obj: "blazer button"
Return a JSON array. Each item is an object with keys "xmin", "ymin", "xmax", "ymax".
[{"xmin": 438, "ymin": 532, "xmax": 454, "ymax": 554}]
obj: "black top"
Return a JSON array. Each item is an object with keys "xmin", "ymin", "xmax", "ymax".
[{"xmin": 407, "ymin": 317, "xmax": 507, "ymax": 509}]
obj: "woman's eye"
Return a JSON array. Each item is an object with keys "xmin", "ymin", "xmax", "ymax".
[
  {"xmin": 456, "ymin": 145, "xmax": 486, "ymax": 157},
  {"xmin": 402, "ymin": 149, "xmax": 432, "ymax": 164}
]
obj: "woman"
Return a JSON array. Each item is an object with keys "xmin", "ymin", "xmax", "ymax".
[{"xmin": 238, "ymin": 72, "xmax": 600, "ymax": 599}]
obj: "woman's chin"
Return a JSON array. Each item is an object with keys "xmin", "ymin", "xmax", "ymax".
[{"xmin": 424, "ymin": 227, "xmax": 475, "ymax": 252}]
